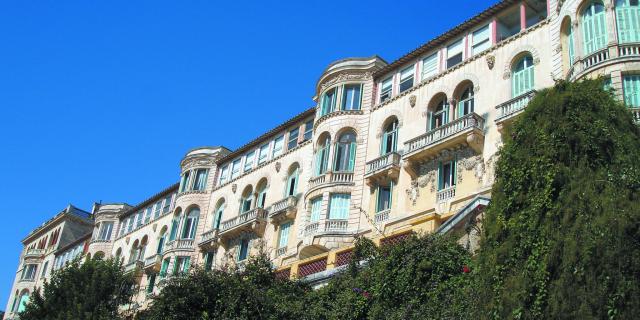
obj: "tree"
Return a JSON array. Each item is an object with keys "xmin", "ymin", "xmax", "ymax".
[
  {"xmin": 20, "ymin": 257, "xmax": 134, "ymax": 320},
  {"xmin": 475, "ymin": 80, "xmax": 640, "ymax": 319},
  {"xmin": 137, "ymin": 253, "xmax": 309, "ymax": 320}
]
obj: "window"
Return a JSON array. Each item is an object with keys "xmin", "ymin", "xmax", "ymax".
[
  {"xmin": 422, "ymin": 53, "xmax": 439, "ymax": 79},
  {"xmin": 278, "ymin": 222, "xmax": 291, "ymax": 249},
  {"xmin": 286, "ymin": 167, "xmax": 299, "ymax": 197},
  {"xmin": 333, "ymin": 132, "xmax": 357, "ymax": 172},
  {"xmin": 204, "ymin": 251, "xmax": 216, "ymax": 271},
  {"xmin": 377, "ymin": 185, "xmax": 392, "ymax": 212},
  {"xmin": 21, "ymin": 264, "xmax": 37, "ymax": 280},
  {"xmin": 472, "ymin": 25, "xmax": 491, "ymax": 55},
  {"xmin": 240, "ymin": 192, "xmax": 252, "ymax": 213},
  {"xmin": 41, "ymin": 261, "xmax": 49, "ymax": 278},
  {"xmin": 213, "ymin": 202, "xmax": 224, "ymax": 229},
  {"xmin": 179, "ymin": 171, "xmax": 191, "ymax": 192},
  {"xmin": 193, "ymin": 169, "xmax": 209, "ymax": 191},
  {"xmin": 512, "ymin": 55, "xmax": 535, "ymax": 97},
  {"xmin": 380, "ymin": 77, "xmax": 393, "ymax": 102},
  {"xmin": 218, "ymin": 165, "xmax": 230, "ymax": 185},
  {"xmin": 144, "ymin": 207, "xmax": 152, "ymax": 224},
  {"xmin": 98, "ymin": 222, "xmax": 114, "ymax": 240},
  {"xmin": 342, "ymin": 84, "xmax": 362, "ymax": 110},
  {"xmin": 257, "ymin": 143, "xmax": 270, "ymax": 165},
  {"xmin": 153, "ymin": 201, "xmax": 162, "ymax": 219},
  {"xmin": 244, "ymin": 152, "xmax": 255, "ymax": 172},
  {"xmin": 582, "ymin": 1, "xmax": 608, "ymax": 55},
  {"xmin": 623, "ymin": 75, "xmax": 640, "ymax": 107},
  {"xmin": 381, "ymin": 119, "xmax": 399, "ymax": 155},
  {"xmin": 147, "ymin": 273, "xmax": 156, "ymax": 294},
  {"xmin": 230, "ymin": 159, "xmax": 241, "ymax": 179},
  {"xmin": 287, "ymin": 128, "xmax": 299, "ymax": 150},
  {"xmin": 314, "ymin": 136, "xmax": 331, "ymax": 176},
  {"xmin": 328, "ymin": 194, "xmax": 350, "ymax": 219},
  {"xmin": 135, "ymin": 211, "xmax": 143, "ymax": 228},
  {"xmin": 303, "ymin": 120, "xmax": 314, "ymax": 141},
  {"xmin": 17, "ymin": 292, "xmax": 29, "ymax": 313},
  {"xmin": 438, "ymin": 160, "xmax": 457, "ymax": 190},
  {"xmin": 430, "ymin": 96, "xmax": 449, "ymax": 130},
  {"xmin": 173, "ymin": 256, "xmax": 190, "ymax": 275},
  {"xmin": 458, "ymin": 86, "xmax": 474, "ymax": 117},
  {"xmin": 399, "ymin": 66, "xmax": 415, "ymax": 93},
  {"xmin": 320, "ymin": 88, "xmax": 337, "ymax": 116},
  {"xmin": 272, "ymin": 135, "xmax": 284, "ymax": 157},
  {"xmin": 310, "ymin": 197, "xmax": 322, "ymax": 222},
  {"xmin": 447, "ymin": 39, "xmax": 464, "ymax": 68},
  {"xmin": 238, "ymin": 239, "xmax": 250, "ymax": 261},
  {"xmin": 159, "ymin": 258, "xmax": 170, "ymax": 278},
  {"xmin": 169, "ymin": 216, "xmax": 179, "ymax": 241},
  {"xmin": 256, "ymin": 184, "xmax": 267, "ymax": 208},
  {"xmin": 567, "ymin": 22, "xmax": 576, "ymax": 65},
  {"xmin": 181, "ymin": 208, "xmax": 199, "ymax": 239},
  {"xmin": 157, "ymin": 232, "xmax": 166, "ymax": 254},
  {"xmin": 126, "ymin": 217, "xmax": 134, "ymax": 232},
  {"xmin": 616, "ymin": 0, "xmax": 640, "ymax": 43}
]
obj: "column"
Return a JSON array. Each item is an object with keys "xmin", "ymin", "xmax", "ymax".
[{"xmin": 520, "ymin": 2, "xmax": 527, "ymax": 31}]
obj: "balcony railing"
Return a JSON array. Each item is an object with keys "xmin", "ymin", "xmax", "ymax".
[
  {"xmin": 308, "ymin": 171, "xmax": 354, "ymax": 190},
  {"xmin": 495, "ymin": 90, "xmax": 536, "ymax": 123},
  {"xmin": 124, "ymin": 260, "xmax": 144, "ymax": 274},
  {"xmin": 365, "ymin": 152, "xmax": 401, "ymax": 177},
  {"xmin": 268, "ymin": 195, "xmax": 298, "ymax": 222},
  {"xmin": 18, "ymin": 276, "xmax": 36, "ymax": 283},
  {"xmin": 582, "ymin": 48, "xmax": 610, "ymax": 69},
  {"xmin": 24, "ymin": 248, "xmax": 45, "ymax": 259},
  {"xmin": 275, "ymin": 247, "xmax": 287, "ymax": 257},
  {"xmin": 403, "ymin": 113, "xmax": 484, "ymax": 159},
  {"xmin": 198, "ymin": 228, "xmax": 219, "ymax": 246},
  {"xmin": 304, "ymin": 222, "xmax": 320, "ymax": 236},
  {"xmin": 219, "ymin": 208, "xmax": 268, "ymax": 239},
  {"xmin": 164, "ymin": 239, "xmax": 195, "ymax": 253},
  {"xmin": 436, "ymin": 186, "xmax": 456, "ymax": 203},
  {"xmin": 324, "ymin": 219, "xmax": 349, "ymax": 232},
  {"xmin": 374, "ymin": 209, "xmax": 390, "ymax": 223},
  {"xmin": 618, "ymin": 42, "xmax": 640, "ymax": 57},
  {"xmin": 144, "ymin": 254, "xmax": 162, "ymax": 270}
]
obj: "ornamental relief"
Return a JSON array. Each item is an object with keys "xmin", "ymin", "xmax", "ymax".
[
  {"xmin": 181, "ymin": 156, "xmax": 216, "ymax": 171},
  {"xmin": 320, "ymin": 72, "xmax": 372, "ymax": 91}
]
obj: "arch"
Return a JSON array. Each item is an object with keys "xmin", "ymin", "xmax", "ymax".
[
  {"xmin": 560, "ymin": 15, "xmax": 576, "ymax": 76},
  {"xmin": 240, "ymin": 185, "xmax": 254, "ymax": 213},
  {"xmin": 380, "ymin": 116, "xmax": 400, "ymax": 155},
  {"xmin": 315, "ymin": 131, "xmax": 332, "ymax": 150},
  {"xmin": 334, "ymin": 126, "xmax": 359, "ymax": 139},
  {"xmin": 169, "ymin": 208, "xmax": 182, "ymax": 241},
  {"xmin": 156, "ymin": 226, "xmax": 168, "ymax": 254},
  {"xmin": 256, "ymin": 178, "xmax": 269, "ymax": 208},
  {"xmin": 212, "ymin": 199, "xmax": 226, "ymax": 230},
  {"xmin": 453, "ymin": 80, "xmax": 475, "ymax": 118},
  {"xmin": 503, "ymin": 47, "xmax": 541, "ymax": 79},
  {"xmin": 285, "ymin": 163, "xmax": 301, "ymax": 197},
  {"xmin": 314, "ymin": 134, "xmax": 332, "ymax": 176},
  {"xmin": 181, "ymin": 207, "xmax": 200, "ymax": 239},
  {"xmin": 427, "ymin": 92, "xmax": 450, "ymax": 130},
  {"xmin": 334, "ymin": 130, "xmax": 357, "ymax": 172},
  {"xmin": 298, "ymin": 244, "xmax": 330, "ymax": 260},
  {"xmin": 511, "ymin": 54, "xmax": 536, "ymax": 97},
  {"xmin": 16, "ymin": 289, "xmax": 30, "ymax": 313}
]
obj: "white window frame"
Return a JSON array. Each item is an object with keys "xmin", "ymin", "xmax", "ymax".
[
  {"xmin": 379, "ymin": 77, "xmax": 393, "ymax": 103},
  {"xmin": 272, "ymin": 135, "xmax": 284, "ymax": 157},
  {"xmin": 243, "ymin": 151, "xmax": 255, "ymax": 172},
  {"xmin": 257, "ymin": 143, "xmax": 270, "ymax": 165},
  {"xmin": 399, "ymin": 65, "xmax": 415, "ymax": 93},
  {"xmin": 421, "ymin": 52, "xmax": 439, "ymax": 80},
  {"xmin": 471, "ymin": 24, "xmax": 491, "ymax": 55}
]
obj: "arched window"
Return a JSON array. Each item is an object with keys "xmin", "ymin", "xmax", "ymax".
[
  {"xmin": 17, "ymin": 291, "xmax": 29, "ymax": 313},
  {"xmin": 314, "ymin": 136, "xmax": 331, "ymax": 176},
  {"xmin": 334, "ymin": 131, "xmax": 357, "ymax": 172},
  {"xmin": 139, "ymin": 236, "xmax": 148, "ymax": 260},
  {"xmin": 129, "ymin": 240, "xmax": 140, "ymax": 263},
  {"xmin": 458, "ymin": 86, "xmax": 474, "ymax": 117},
  {"xmin": 157, "ymin": 228, "xmax": 167, "ymax": 254},
  {"xmin": 320, "ymin": 88, "xmax": 337, "ymax": 116},
  {"xmin": 616, "ymin": 0, "xmax": 640, "ymax": 43},
  {"xmin": 240, "ymin": 187, "xmax": 253, "ymax": 213},
  {"xmin": 181, "ymin": 208, "xmax": 199, "ymax": 239},
  {"xmin": 169, "ymin": 209, "xmax": 181, "ymax": 241},
  {"xmin": 256, "ymin": 180, "xmax": 268, "ymax": 208},
  {"xmin": 430, "ymin": 95, "xmax": 449, "ymax": 130},
  {"xmin": 213, "ymin": 201, "xmax": 225, "ymax": 229},
  {"xmin": 512, "ymin": 55, "xmax": 535, "ymax": 97},
  {"xmin": 286, "ymin": 165, "xmax": 299, "ymax": 197},
  {"xmin": 381, "ymin": 119, "xmax": 399, "ymax": 155},
  {"xmin": 582, "ymin": 1, "xmax": 608, "ymax": 55}
]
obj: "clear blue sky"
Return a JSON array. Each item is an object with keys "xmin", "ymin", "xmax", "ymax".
[{"xmin": 0, "ymin": 0, "xmax": 496, "ymax": 308}]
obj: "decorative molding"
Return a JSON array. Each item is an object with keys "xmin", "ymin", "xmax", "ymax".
[
  {"xmin": 320, "ymin": 72, "xmax": 373, "ymax": 91},
  {"xmin": 409, "ymin": 95, "xmax": 417, "ymax": 107},
  {"xmin": 275, "ymin": 162, "xmax": 281, "ymax": 173},
  {"xmin": 231, "ymin": 184, "xmax": 237, "ymax": 194},
  {"xmin": 181, "ymin": 154, "xmax": 217, "ymax": 172},
  {"xmin": 503, "ymin": 45, "xmax": 542, "ymax": 79},
  {"xmin": 486, "ymin": 55, "xmax": 495, "ymax": 70}
]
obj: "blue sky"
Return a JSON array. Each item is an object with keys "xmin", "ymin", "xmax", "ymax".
[{"xmin": 0, "ymin": 0, "xmax": 496, "ymax": 308}]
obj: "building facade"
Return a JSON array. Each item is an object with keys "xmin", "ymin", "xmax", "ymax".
[{"xmin": 6, "ymin": 0, "xmax": 640, "ymax": 317}]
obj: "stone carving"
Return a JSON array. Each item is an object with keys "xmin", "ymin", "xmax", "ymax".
[
  {"xmin": 484, "ymin": 153, "xmax": 499, "ymax": 186},
  {"xmin": 486, "ymin": 55, "xmax": 495, "ymax": 70},
  {"xmin": 409, "ymin": 95, "xmax": 417, "ymax": 107},
  {"xmin": 275, "ymin": 162, "xmax": 281, "ymax": 173},
  {"xmin": 555, "ymin": 44, "xmax": 562, "ymax": 54},
  {"xmin": 456, "ymin": 148, "xmax": 484, "ymax": 184},
  {"xmin": 231, "ymin": 184, "xmax": 237, "ymax": 193},
  {"xmin": 406, "ymin": 180, "xmax": 420, "ymax": 206},
  {"xmin": 181, "ymin": 156, "xmax": 216, "ymax": 171},
  {"xmin": 417, "ymin": 160, "xmax": 438, "ymax": 192},
  {"xmin": 320, "ymin": 72, "xmax": 373, "ymax": 91}
]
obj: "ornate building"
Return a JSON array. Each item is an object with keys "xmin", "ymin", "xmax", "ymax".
[{"xmin": 6, "ymin": 0, "xmax": 640, "ymax": 317}]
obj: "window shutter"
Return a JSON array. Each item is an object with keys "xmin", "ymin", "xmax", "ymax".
[
  {"xmin": 428, "ymin": 111, "xmax": 434, "ymax": 130},
  {"xmin": 595, "ymin": 10, "xmax": 608, "ymax": 50},
  {"xmin": 438, "ymin": 161, "xmax": 444, "ymax": 190},
  {"xmin": 568, "ymin": 25, "xmax": 575, "ymax": 64},
  {"xmin": 348, "ymin": 142, "xmax": 356, "ymax": 171},
  {"xmin": 452, "ymin": 157, "xmax": 457, "ymax": 186},
  {"xmin": 458, "ymin": 100, "xmax": 464, "ymax": 118},
  {"xmin": 583, "ymin": 13, "xmax": 595, "ymax": 54}
]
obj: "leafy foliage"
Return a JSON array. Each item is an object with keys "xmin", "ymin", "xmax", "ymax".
[
  {"xmin": 475, "ymin": 79, "xmax": 640, "ymax": 319},
  {"xmin": 20, "ymin": 257, "xmax": 134, "ymax": 320}
]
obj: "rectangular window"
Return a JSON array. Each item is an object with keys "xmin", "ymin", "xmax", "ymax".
[
  {"xmin": 154, "ymin": 201, "xmax": 162, "ymax": 218},
  {"xmin": 328, "ymin": 194, "xmax": 350, "ymax": 220},
  {"xmin": 278, "ymin": 222, "xmax": 292, "ymax": 249},
  {"xmin": 422, "ymin": 53, "xmax": 439, "ymax": 79},
  {"xmin": 272, "ymin": 135, "xmax": 284, "ymax": 157},
  {"xmin": 218, "ymin": 165, "xmax": 230, "ymax": 185},
  {"xmin": 160, "ymin": 258, "xmax": 170, "ymax": 278},
  {"xmin": 204, "ymin": 251, "xmax": 215, "ymax": 271},
  {"xmin": 342, "ymin": 84, "xmax": 362, "ymax": 110},
  {"xmin": 447, "ymin": 39, "xmax": 464, "ymax": 68},
  {"xmin": 135, "ymin": 211, "xmax": 143, "ymax": 228},
  {"xmin": 126, "ymin": 217, "xmax": 134, "ymax": 233},
  {"xmin": 144, "ymin": 207, "xmax": 152, "ymax": 224},
  {"xmin": 179, "ymin": 171, "xmax": 191, "ymax": 192},
  {"xmin": 257, "ymin": 143, "xmax": 270, "ymax": 165},
  {"xmin": 173, "ymin": 256, "xmax": 191, "ymax": 275},
  {"xmin": 377, "ymin": 185, "xmax": 392, "ymax": 212},
  {"xmin": 163, "ymin": 195, "xmax": 173, "ymax": 213},
  {"xmin": 399, "ymin": 66, "xmax": 414, "ymax": 93},
  {"xmin": 99, "ymin": 222, "xmax": 114, "ymax": 240},
  {"xmin": 230, "ymin": 159, "xmax": 241, "ymax": 179},
  {"xmin": 310, "ymin": 197, "xmax": 322, "ymax": 222},
  {"xmin": 320, "ymin": 89, "xmax": 337, "ymax": 115},
  {"xmin": 21, "ymin": 264, "xmax": 37, "ymax": 280},
  {"xmin": 379, "ymin": 77, "xmax": 393, "ymax": 102},
  {"xmin": 147, "ymin": 273, "xmax": 156, "ymax": 294},
  {"xmin": 472, "ymin": 24, "xmax": 491, "ymax": 55},
  {"xmin": 287, "ymin": 127, "xmax": 299, "ymax": 150},
  {"xmin": 624, "ymin": 75, "xmax": 640, "ymax": 107},
  {"xmin": 438, "ymin": 160, "xmax": 457, "ymax": 190},
  {"xmin": 193, "ymin": 169, "xmax": 209, "ymax": 191},
  {"xmin": 243, "ymin": 151, "xmax": 255, "ymax": 172},
  {"xmin": 238, "ymin": 239, "xmax": 250, "ymax": 261},
  {"xmin": 303, "ymin": 120, "xmax": 314, "ymax": 142}
]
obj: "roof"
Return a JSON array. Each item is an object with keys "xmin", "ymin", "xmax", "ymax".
[
  {"xmin": 119, "ymin": 183, "xmax": 179, "ymax": 218},
  {"xmin": 55, "ymin": 232, "xmax": 92, "ymax": 255},
  {"xmin": 373, "ymin": 0, "xmax": 517, "ymax": 79},
  {"xmin": 217, "ymin": 107, "xmax": 316, "ymax": 164},
  {"xmin": 22, "ymin": 204, "xmax": 92, "ymax": 244}
]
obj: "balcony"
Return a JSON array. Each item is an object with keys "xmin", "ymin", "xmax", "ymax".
[
  {"xmin": 308, "ymin": 171, "xmax": 354, "ymax": 192},
  {"xmin": 163, "ymin": 239, "xmax": 195, "ymax": 254},
  {"xmin": 144, "ymin": 254, "xmax": 162, "ymax": 272},
  {"xmin": 124, "ymin": 260, "xmax": 144, "ymax": 276},
  {"xmin": 18, "ymin": 276, "xmax": 36, "ymax": 283},
  {"xmin": 304, "ymin": 219, "xmax": 350, "ymax": 237},
  {"xmin": 365, "ymin": 152, "xmax": 401, "ymax": 186},
  {"xmin": 374, "ymin": 209, "xmax": 390, "ymax": 224},
  {"xmin": 24, "ymin": 248, "xmax": 45, "ymax": 259},
  {"xmin": 495, "ymin": 90, "xmax": 536, "ymax": 127},
  {"xmin": 219, "ymin": 208, "xmax": 268, "ymax": 240},
  {"xmin": 268, "ymin": 195, "xmax": 298, "ymax": 223},
  {"xmin": 437, "ymin": 186, "xmax": 456, "ymax": 203},
  {"xmin": 403, "ymin": 113, "xmax": 485, "ymax": 176},
  {"xmin": 571, "ymin": 43, "xmax": 640, "ymax": 80},
  {"xmin": 197, "ymin": 228, "xmax": 219, "ymax": 248}
]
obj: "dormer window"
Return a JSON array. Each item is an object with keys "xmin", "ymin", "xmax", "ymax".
[
  {"xmin": 399, "ymin": 66, "xmax": 414, "ymax": 93},
  {"xmin": 380, "ymin": 77, "xmax": 393, "ymax": 102}
]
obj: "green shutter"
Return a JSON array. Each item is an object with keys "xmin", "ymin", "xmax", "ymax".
[
  {"xmin": 452, "ymin": 157, "xmax": 457, "ymax": 186},
  {"xmin": 624, "ymin": 75, "xmax": 640, "ymax": 107},
  {"xmin": 438, "ymin": 161, "xmax": 444, "ymax": 190},
  {"xmin": 568, "ymin": 24, "xmax": 575, "ymax": 64},
  {"xmin": 381, "ymin": 132, "xmax": 388, "ymax": 155},
  {"xmin": 428, "ymin": 111, "xmax": 434, "ymax": 130},
  {"xmin": 583, "ymin": 5, "xmax": 608, "ymax": 55},
  {"xmin": 348, "ymin": 142, "xmax": 356, "ymax": 171},
  {"xmin": 458, "ymin": 100, "xmax": 464, "ymax": 118},
  {"xmin": 617, "ymin": 1, "xmax": 640, "ymax": 43}
]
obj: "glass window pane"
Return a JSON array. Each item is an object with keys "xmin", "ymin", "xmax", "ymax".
[
  {"xmin": 422, "ymin": 53, "xmax": 438, "ymax": 79},
  {"xmin": 272, "ymin": 135, "xmax": 284, "ymax": 157},
  {"xmin": 288, "ymin": 128, "xmax": 299, "ymax": 150}
]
